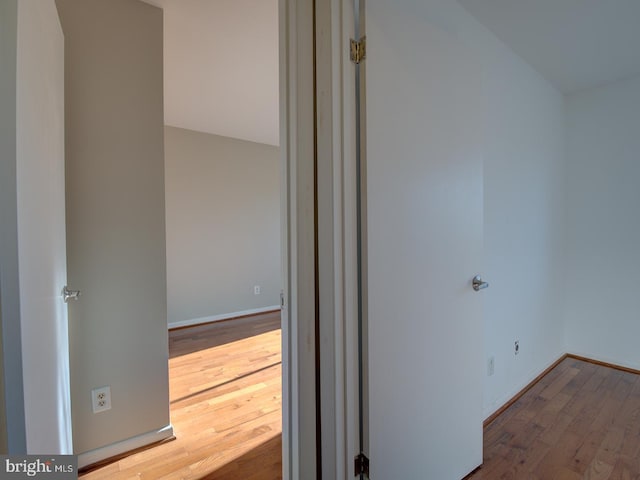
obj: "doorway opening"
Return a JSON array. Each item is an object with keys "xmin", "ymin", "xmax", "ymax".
[
  {"xmin": 161, "ymin": 0, "xmax": 284, "ymax": 478},
  {"xmin": 75, "ymin": 0, "xmax": 285, "ymax": 477}
]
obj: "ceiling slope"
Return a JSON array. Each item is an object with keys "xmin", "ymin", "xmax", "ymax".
[
  {"xmin": 144, "ymin": 0, "xmax": 279, "ymax": 145},
  {"xmin": 459, "ymin": 0, "xmax": 640, "ymax": 94}
]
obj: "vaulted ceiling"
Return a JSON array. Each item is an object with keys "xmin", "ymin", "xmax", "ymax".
[
  {"xmin": 142, "ymin": 0, "xmax": 640, "ymax": 145},
  {"xmin": 143, "ymin": 0, "xmax": 279, "ymax": 146},
  {"xmin": 458, "ymin": 0, "xmax": 640, "ymax": 94}
]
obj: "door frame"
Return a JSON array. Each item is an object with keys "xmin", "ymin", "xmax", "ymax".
[
  {"xmin": 281, "ymin": 0, "xmax": 359, "ymax": 478},
  {"xmin": 0, "ymin": 0, "xmax": 27, "ymax": 454},
  {"xmin": 0, "ymin": 0, "xmax": 358, "ymax": 475},
  {"xmin": 279, "ymin": 0, "xmax": 316, "ymax": 476}
]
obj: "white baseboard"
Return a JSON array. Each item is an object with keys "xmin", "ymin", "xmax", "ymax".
[
  {"xmin": 168, "ymin": 305, "xmax": 281, "ymax": 330},
  {"xmin": 78, "ymin": 424, "xmax": 174, "ymax": 469}
]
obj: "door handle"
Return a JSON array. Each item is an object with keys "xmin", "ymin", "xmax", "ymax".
[
  {"xmin": 472, "ymin": 275, "xmax": 489, "ymax": 292},
  {"xmin": 63, "ymin": 286, "xmax": 81, "ymax": 303}
]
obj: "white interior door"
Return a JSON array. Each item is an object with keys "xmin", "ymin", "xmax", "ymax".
[
  {"xmin": 15, "ymin": 0, "xmax": 72, "ymax": 454},
  {"xmin": 364, "ymin": 1, "xmax": 484, "ymax": 478}
]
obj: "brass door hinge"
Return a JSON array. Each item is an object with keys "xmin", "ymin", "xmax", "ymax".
[{"xmin": 350, "ymin": 37, "xmax": 366, "ymax": 64}]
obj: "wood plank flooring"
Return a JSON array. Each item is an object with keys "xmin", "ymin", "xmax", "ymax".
[
  {"xmin": 81, "ymin": 311, "xmax": 282, "ymax": 480},
  {"xmin": 79, "ymin": 323, "xmax": 640, "ymax": 479},
  {"xmin": 468, "ymin": 357, "xmax": 640, "ymax": 480}
]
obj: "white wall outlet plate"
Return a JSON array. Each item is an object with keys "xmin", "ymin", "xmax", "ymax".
[
  {"xmin": 92, "ymin": 386, "xmax": 112, "ymax": 413},
  {"xmin": 254, "ymin": 285, "xmax": 261, "ymax": 295}
]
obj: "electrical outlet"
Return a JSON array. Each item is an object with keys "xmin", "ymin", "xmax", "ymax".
[
  {"xmin": 488, "ymin": 356, "xmax": 495, "ymax": 376},
  {"xmin": 254, "ymin": 285, "xmax": 261, "ymax": 295},
  {"xmin": 515, "ymin": 340, "xmax": 520, "ymax": 356},
  {"xmin": 92, "ymin": 386, "xmax": 112, "ymax": 413}
]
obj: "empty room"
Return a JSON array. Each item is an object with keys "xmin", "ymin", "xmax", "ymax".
[
  {"xmin": 162, "ymin": 0, "xmax": 283, "ymax": 478},
  {"xmin": 361, "ymin": 1, "xmax": 640, "ymax": 478},
  {"xmin": 2, "ymin": 0, "xmax": 640, "ymax": 479}
]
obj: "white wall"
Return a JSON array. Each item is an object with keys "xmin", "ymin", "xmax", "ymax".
[
  {"xmin": 565, "ymin": 75, "xmax": 640, "ymax": 370},
  {"xmin": 165, "ymin": 127, "xmax": 281, "ymax": 328},
  {"xmin": 439, "ymin": 1, "xmax": 568, "ymax": 419},
  {"xmin": 56, "ymin": 0, "xmax": 171, "ymax": 463},
  {"xmin": 16, "ymin": 0, "xmax": 72, "ymax": 454},
  {"xmin": 478, "ymin": 26, "xmax": 567, "ymax": 418}
]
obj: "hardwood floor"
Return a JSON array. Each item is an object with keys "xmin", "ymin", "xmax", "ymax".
[
  {"xmin": 468, "ymin": 357, "xmax": 640, "ymax": 480},
  {"xmin": 78, "ymin": 320, "xmax": 640, "ymax": 479},
  {"xmin": 81, "ymin": 311, "xmax": 282, "ymax": 480}
]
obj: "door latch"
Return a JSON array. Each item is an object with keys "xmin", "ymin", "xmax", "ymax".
[{"xmin": 63, "ymin": 286, "xmax": 81, "ymax": 303}]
